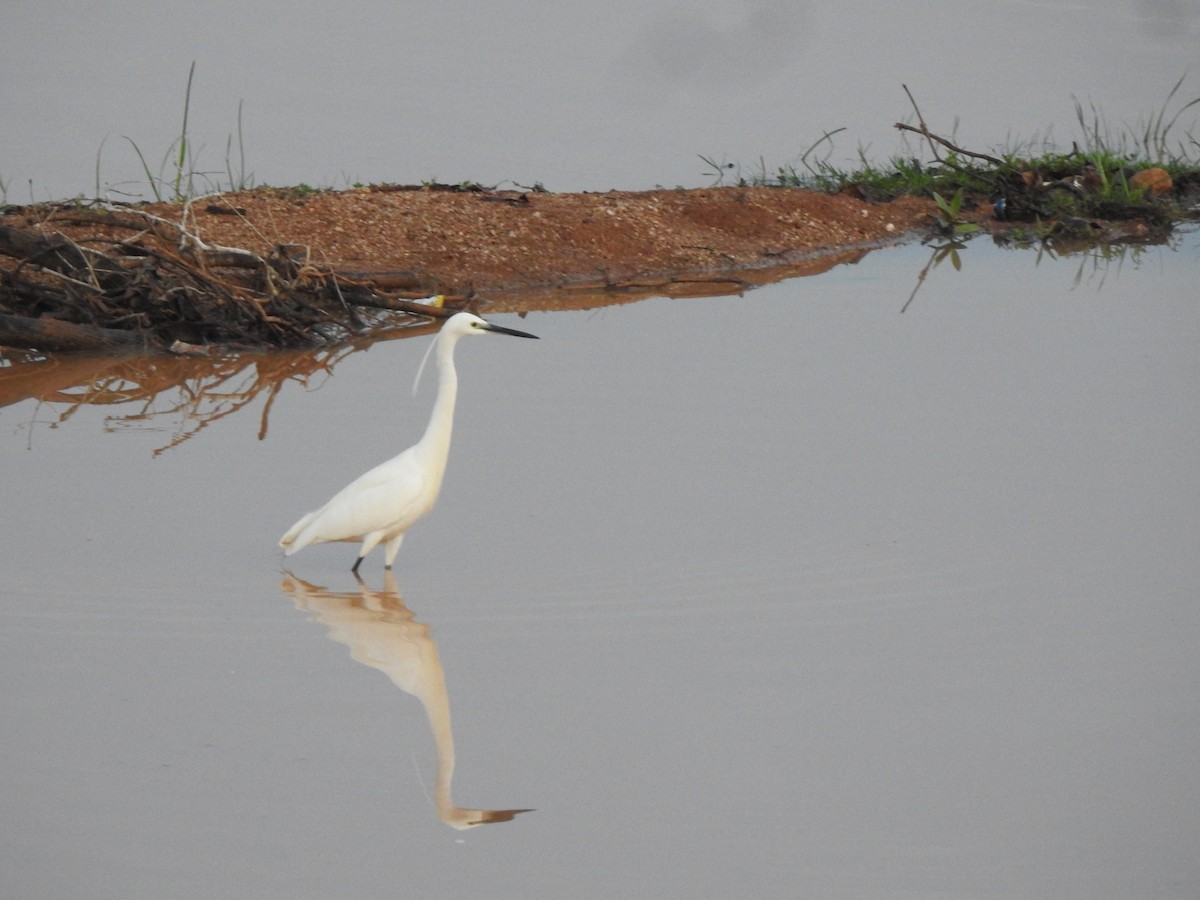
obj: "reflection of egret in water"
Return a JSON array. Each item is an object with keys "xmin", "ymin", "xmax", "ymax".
[{"xmin": 280, "ymin": 571, "xmax": 532, "ymax": 829}]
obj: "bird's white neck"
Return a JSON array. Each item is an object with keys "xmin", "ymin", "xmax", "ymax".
[{"xmin": 416, "ymin": 330, "xmax": 460, "ymax": 473}]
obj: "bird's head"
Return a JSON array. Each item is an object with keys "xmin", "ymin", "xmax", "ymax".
[
  {"xmin": 445, "ymin": 311, "xmax": 539, "ymax": 340},
  {"xmin": 413, "ymin": 312, "xmax": 539, "ymax": 395}
]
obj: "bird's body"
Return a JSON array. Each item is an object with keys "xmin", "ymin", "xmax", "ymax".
[{"xmin": 279, "ymin": 312, "xmax": 537, "ymax": 572}]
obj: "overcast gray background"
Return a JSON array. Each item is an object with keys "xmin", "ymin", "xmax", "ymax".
[{"xmin": 2, "ymin": 0, "xmax": 1199, "ymax": 200}]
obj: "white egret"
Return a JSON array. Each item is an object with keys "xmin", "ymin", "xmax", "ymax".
[{"xmin": 279, "ymin": 312, "xmax": 538, "ymax": 572}]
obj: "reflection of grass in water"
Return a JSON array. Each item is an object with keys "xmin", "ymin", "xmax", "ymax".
[
  {"xmin": 705, "ymin": 78, "xmax": 1200, "ymax": 319},
  {"xmin": 900, "ymin": 230, "xmax": 1179, "ymax": 315}
]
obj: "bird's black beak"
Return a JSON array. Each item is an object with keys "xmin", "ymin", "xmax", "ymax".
[{"xmin": 482, "ymin": 321, "xmax": 539, "ymax": 339}]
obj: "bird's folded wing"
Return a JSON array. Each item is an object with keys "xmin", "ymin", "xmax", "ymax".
[{"xmin": 299, "ymin": 467, "xmax": 426, "ymax": 543}]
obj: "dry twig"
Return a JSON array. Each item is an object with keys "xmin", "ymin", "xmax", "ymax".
[{"xmin": 1, "ymin": 202, "xmax": 442, "ymax": 352}]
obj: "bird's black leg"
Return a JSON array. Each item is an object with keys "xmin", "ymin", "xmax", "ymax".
[{"xmin": 351, "ymin": 555, "xmax": 364, "ymax": 574}]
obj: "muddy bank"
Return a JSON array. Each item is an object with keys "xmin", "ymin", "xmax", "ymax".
[
  {"xmin": 181, "ymin": 185, "xmax": 934, "ymax": 292},
  {"xmin": 0, "ymin": 186, "xmax": 935, "ymax": 354}
]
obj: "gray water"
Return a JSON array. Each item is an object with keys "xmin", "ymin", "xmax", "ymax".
[
  {"xmin": 4, "ymin": 2, "xmax": 1200, "ymax": 896},
  {"xmin": 3, "ymin": 231, "xmax": 1199, "ymax": 898}
]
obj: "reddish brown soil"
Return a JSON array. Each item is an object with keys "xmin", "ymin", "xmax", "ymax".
[
  {"xmin": 0, "ymin": 185, "xmax": 939, "ymax": 353},
  {"xmin": 164, "ymin": 185, "xmax": 936, "ymax": 304}
]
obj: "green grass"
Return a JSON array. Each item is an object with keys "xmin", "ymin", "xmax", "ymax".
[
  {"xmin": 12, "ymin": 68, "xmax": 1199, "ymax": 241},
  {"xmin": 114, "ymin": 61, "xmax": 254, "ymax": 203},
  {"xmin": 703, "ymin": 78, "xmax": 1200, "ymax": 232}
]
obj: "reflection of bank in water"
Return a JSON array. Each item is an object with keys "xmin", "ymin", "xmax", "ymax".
[
  {"xmin": 0, "ymin": 335, "xmax": 411, "ymax": 455},
  {"xmin": 1, "ymin": 234, "xmax": 882, "ymax": 455},
  {"xmin": 280, "ymin": 572, "xmax": 532, "ymax": 829}
]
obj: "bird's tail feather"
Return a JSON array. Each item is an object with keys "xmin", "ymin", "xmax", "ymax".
[{"xmin": 279, "ymin": 511, "xmax": 317, "ymax": 554}]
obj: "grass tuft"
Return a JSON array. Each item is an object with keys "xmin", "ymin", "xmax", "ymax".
[
  {"xmin": 703, "ymin": 79, "xmax": 1200, "ymax": 238},
  {"xmin": 97, "ymin": 62, "xmax": 253, "ymax": 203}
]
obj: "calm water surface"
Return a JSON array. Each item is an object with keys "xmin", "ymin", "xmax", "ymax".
[{"xmin": 2, "ymin": 233, "xmax": 1198, "ymax": 898}]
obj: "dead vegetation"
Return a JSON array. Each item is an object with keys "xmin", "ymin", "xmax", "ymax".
[{"xmin": 0, "ymin": 197, "xmax": 454, "ymax": 354}]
